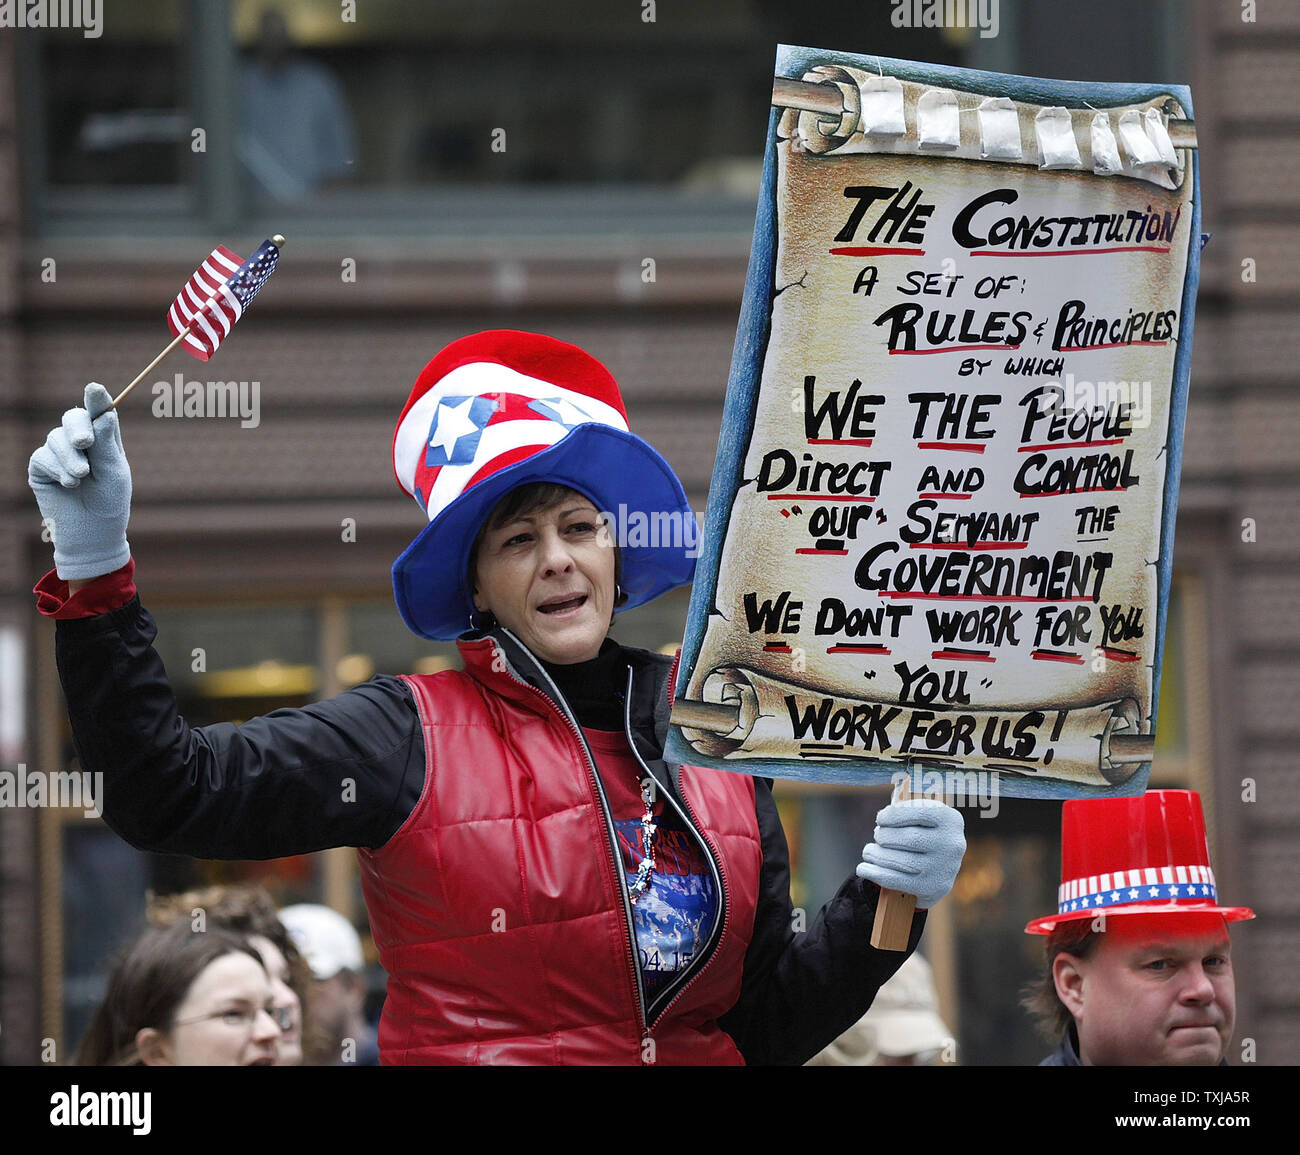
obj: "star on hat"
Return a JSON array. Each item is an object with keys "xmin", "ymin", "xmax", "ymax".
[{"xmin": 426, "ymin": 396, "xmax": 495, "ymax": 466}]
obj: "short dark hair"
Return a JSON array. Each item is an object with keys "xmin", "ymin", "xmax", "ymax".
[
  {"xmin": 467, "ymin": 482, "xmax": 627, "ymax": 623},
  {"xmin": 76, "ymin": 923, "xmax": 265, "ymax": 1066},
  {"xmin": 1021, "ymin": 921, "xmax": 1101, "ymax": 1039},
  {"xmin": 480, "ymin": 482, "xmax": 585, "ymax": 537}
]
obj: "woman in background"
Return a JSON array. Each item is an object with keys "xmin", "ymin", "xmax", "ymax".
[
  {"xmin": 77, "ymin": 922, "xmax": 281, "ymax": 1066},
  {"xmin": 148, "ymin": 884, "xmax": 308, "ymax": 1065}
]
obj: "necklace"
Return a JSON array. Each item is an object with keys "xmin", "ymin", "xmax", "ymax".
[{"xmin": 629, "ymin": 776, "xmax": 658, "ymax": 903}]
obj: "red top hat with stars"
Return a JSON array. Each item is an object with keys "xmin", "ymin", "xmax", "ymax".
[
  {"xmin": 1025, "ymin": 790, "xmax": 1255, "ymax": 934},
  {"xmin": 391, "ymin": 330, "xmax": 696, "ymax": 641}
]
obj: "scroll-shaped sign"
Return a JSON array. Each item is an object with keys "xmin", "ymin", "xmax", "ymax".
[{"xmin": 666, "ymin": 47, "xmax": 1201, "ymax": 800}]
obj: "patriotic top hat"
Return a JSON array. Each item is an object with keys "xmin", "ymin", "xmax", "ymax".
[
  {"xmin": 1025, "ymin": 790, "xmax": 1255, "ymax": 934},
  {"xmin": 391, "ymin": 330, "xmax": 696, "ymax": 642}
]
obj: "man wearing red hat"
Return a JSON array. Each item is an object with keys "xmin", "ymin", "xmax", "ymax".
[{"xmin": 1025, "ymin": 790, "xmax": 1253, "ymax": 1066}]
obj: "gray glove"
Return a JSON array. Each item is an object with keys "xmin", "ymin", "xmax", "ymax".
[
  {"xmin": 856, "ymin": 798, "xmax": 966, "ymax": 909},
  {"xmin": 28, "ymin": 383, "xmax": 132, "ymax": 580}
]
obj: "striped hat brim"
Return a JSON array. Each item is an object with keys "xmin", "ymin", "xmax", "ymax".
[{"xmin": 1025, "ymin": 902, "xmax": 1255, "ymax": 935}]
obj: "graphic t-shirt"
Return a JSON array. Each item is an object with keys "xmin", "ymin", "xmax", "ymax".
[{"xmin": 583, "ymin": 727, "xmax": 719, "ymax": 1004}]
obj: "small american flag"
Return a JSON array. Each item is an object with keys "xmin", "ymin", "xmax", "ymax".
[{"xmin": 167, "ymin": 239, "xmax": 281, "ymax": 361}]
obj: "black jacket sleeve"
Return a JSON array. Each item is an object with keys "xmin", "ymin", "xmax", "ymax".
[
  {"xmin": 55, "ymin": 596, "xmax": 426, "ymax": 859},
  {"xmin": 718, "ymin": 778, "xmax": 926, "ymax": 1065}
]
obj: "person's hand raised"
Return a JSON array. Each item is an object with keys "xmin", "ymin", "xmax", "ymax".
[{"xmin": 28, "ymin": 383, "xmax": 133, "ymax": 581}]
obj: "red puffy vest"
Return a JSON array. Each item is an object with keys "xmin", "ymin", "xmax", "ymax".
[{"xmin": 357, "ymin": 635, "xmax": 763, "ymax": 1065}]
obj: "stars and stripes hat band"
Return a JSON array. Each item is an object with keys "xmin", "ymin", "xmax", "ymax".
[
  {"xmin": 391, "ymin": 330, "xmax": 696, "ymax": 641},
  {"xmin": 1025, "ymin": 790, "xmax": 1254, "ymax": 934}
]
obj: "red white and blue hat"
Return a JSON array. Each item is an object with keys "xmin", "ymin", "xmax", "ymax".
[
  {"xmin": 391, "ymin": 330, "xmax": 697, "ymax": 641},
  {"xmin": 1025, "ymin": 790, "xmax": 1255, "ymax": 934}
]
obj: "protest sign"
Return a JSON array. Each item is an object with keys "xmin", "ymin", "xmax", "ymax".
[{"xmin": 666, "ymin": 47, "xmax": 1200, "ymax": 801}]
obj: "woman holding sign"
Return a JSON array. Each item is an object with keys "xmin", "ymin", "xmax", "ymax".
[{"xmin": 29, "ymin": 329, "xmax": 965, "ymax": 1065}]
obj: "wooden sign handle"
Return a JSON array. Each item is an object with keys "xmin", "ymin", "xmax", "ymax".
[{"xmin": 870, "ymin": 777, "xmax": 919, "ymax": 951}]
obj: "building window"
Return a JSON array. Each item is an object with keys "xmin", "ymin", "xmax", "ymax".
[{"xmin": 22, "ymin": 0, "xmax": 958, "ymax": 238}]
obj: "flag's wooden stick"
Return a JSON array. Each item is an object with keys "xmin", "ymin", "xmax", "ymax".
[
  {"xmin": 109, "ymin": 235, "xmax": 286, "ymax": 411},
  {"xmin": 110, "ymin": 329, "xmax": 191, "ymax": 410}
]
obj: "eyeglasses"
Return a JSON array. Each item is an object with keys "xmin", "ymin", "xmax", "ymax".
[
  {"xmin": 269, "ymin": 1005, "xmax": 295, "ymax": 1031},
  {"xmin": 173, "ymin": 1005, "xmax": 294, "ymax": 1031}
]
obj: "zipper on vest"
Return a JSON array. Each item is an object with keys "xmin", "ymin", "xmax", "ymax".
[
  {"xmin": 651, "ymin": 771, "xmax": 732, "ymax": 1032},
  {"xmin": 620, "ymin": 665, "xmax": 729, "ymax": 1030},
  {"xmin": 489, "ymin": 631, "xmax": 650, "ymax": 1039}
]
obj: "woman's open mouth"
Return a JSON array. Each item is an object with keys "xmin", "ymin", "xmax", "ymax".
[{"xmin": 538, "ymin": 594, "xmax": 587, "ymax": 615}]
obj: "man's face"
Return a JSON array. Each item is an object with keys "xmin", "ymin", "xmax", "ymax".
[
  {"xmin": 309, "ymin": 971, "xmax": 365, "ymax": 1041},
  {"xmin": 1056, "ymin": 913, "xmax": 1235, "ymax": 1066}
]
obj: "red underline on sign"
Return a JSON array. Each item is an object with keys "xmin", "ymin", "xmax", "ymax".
[
  {"xmin": 932, "ymin": 650, "xmax": 996, "ymax": 662},
  {"xmin": 910, "ymin": 541, "xmax": 1029, "ymax": 550},
  {"xmin": 890, "ymin": 344, "xmax": 1019, "ymax": 355},
  {"xmin": 828, "ymin": 246, "xmax": 926, "ymax": 257},
  {"xmin": 1061, "ymin": 340, "xmax": 1169, "ymax": 351},
  {"xmin": 807, "ymin": 438, "xmax": 874, "ymax": 446},
  {"xmin": 878, "ymin": 593, "xmax": 1095, "ymax": 602},
  {"xmin": 969, "ymin": 246, "xmax": 1170, "ymax": 257},
  {"xmin": 1020, "ymin": 486, "xmax": 1128, "ymax": 498},
  {"xmin": 917, "ymin": 442, "xmax": 987, "ymax": 453},
  {"xmin": 827, "ymin": 644, "xmax": 891, "ymax": 654},
  {"xmin": 795, "ymin": 548, "xmax": 848, "ymax": 555},
  {"xmin": 763, "ymin": 643, "xmax": 792, "ymax": 653},
  {"xmin": 766, "ymin": 494, "xmax": 874, "ymax": 501},
  {"xmin": 1019, "ymin": 439, "xmax": 1127, "ymax": 452},
  {"xmin": 1032, "ymin": 650, "xmax": 1086, "ymax": 664},
  {"xmin": 1102, "ymin": 648, "xmax": 1141, "ymax": 662},
  {"xmin": 916, "ymin": 492, "xmax": 972, "ymax": 500}
]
